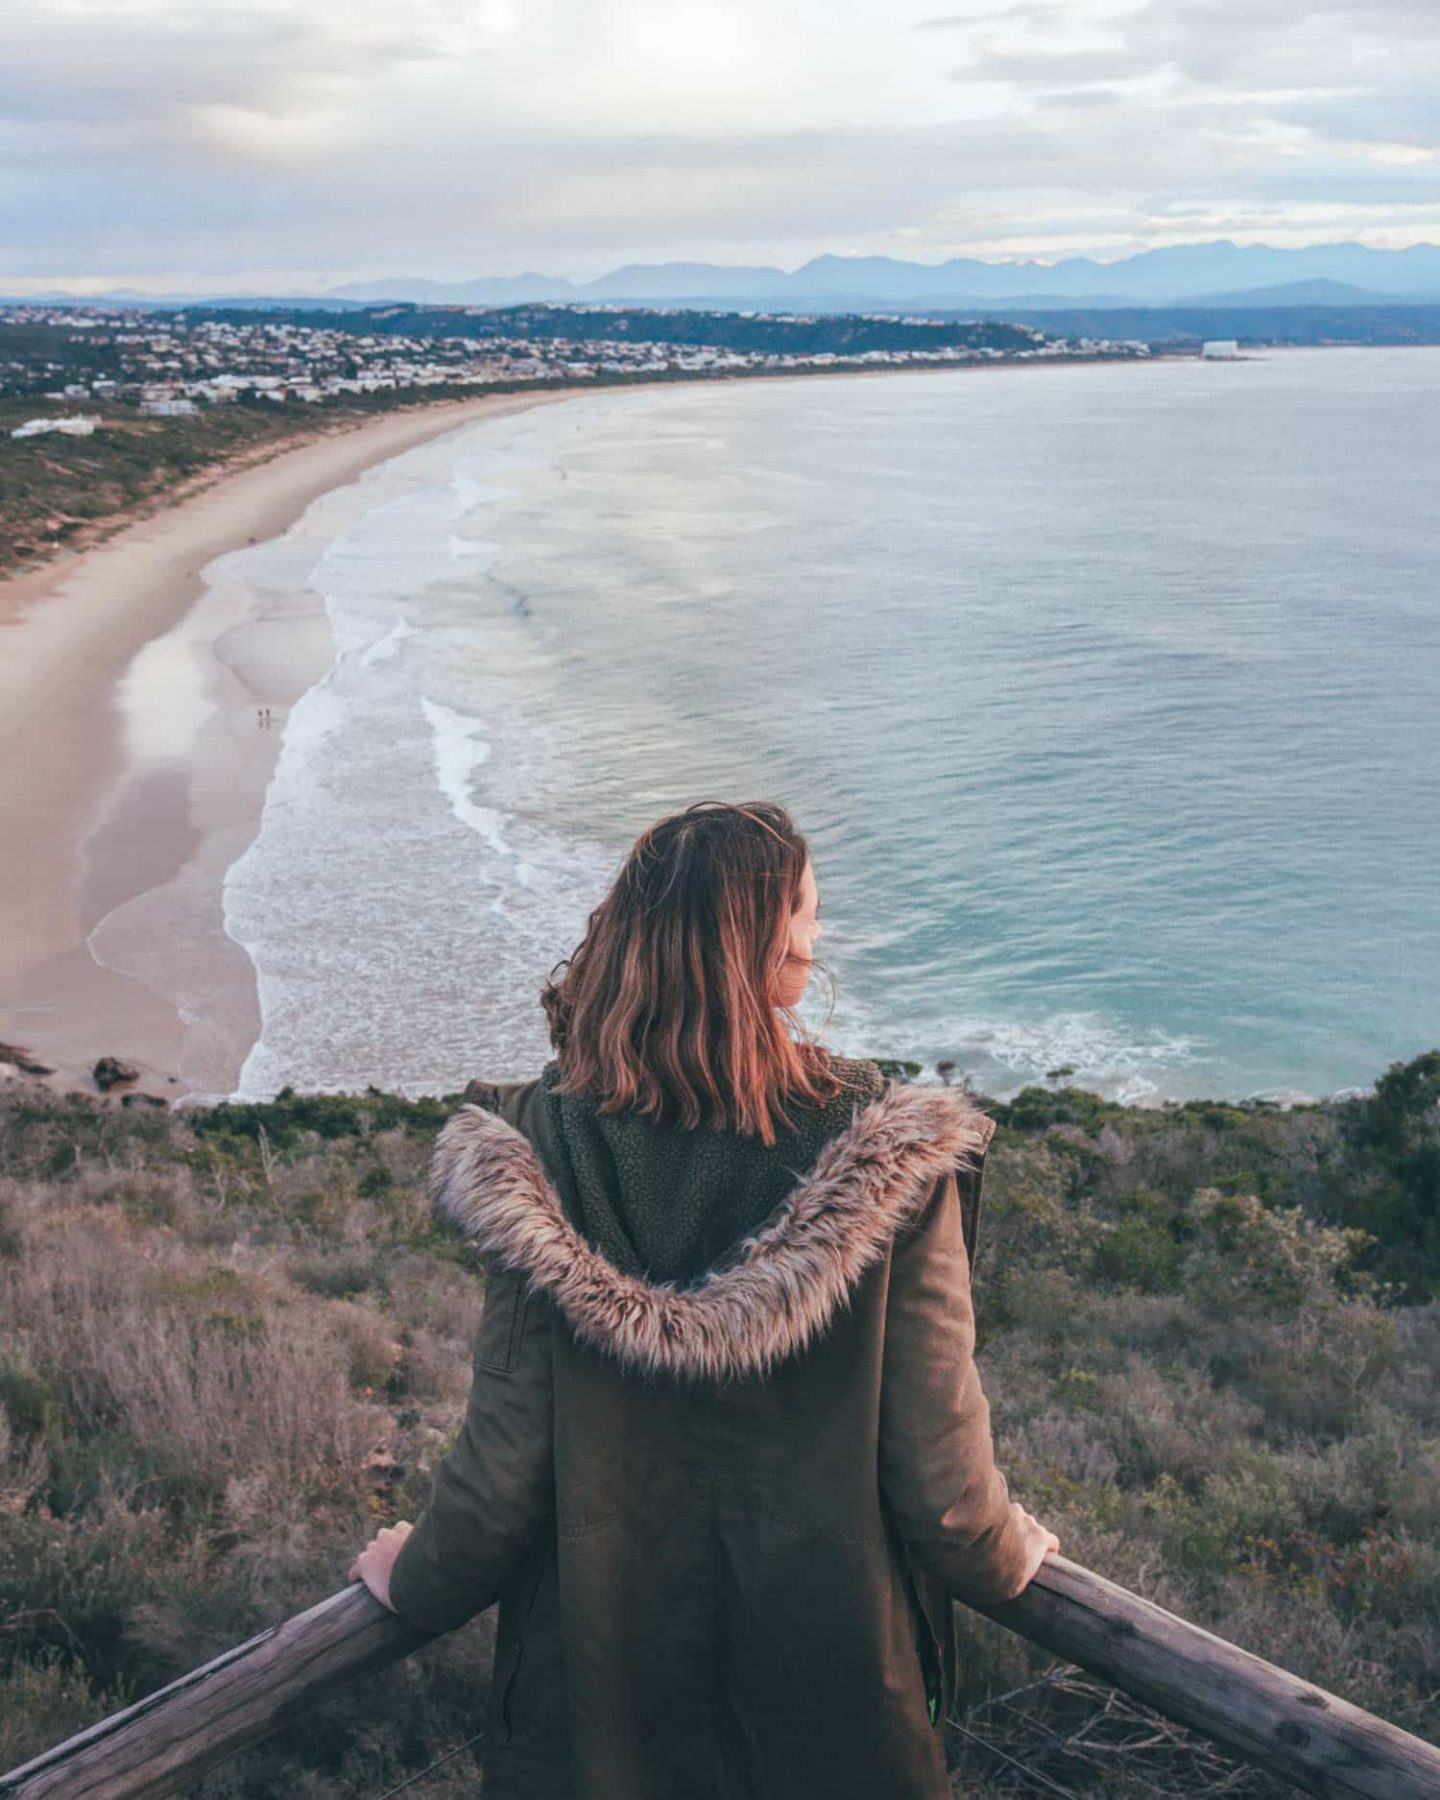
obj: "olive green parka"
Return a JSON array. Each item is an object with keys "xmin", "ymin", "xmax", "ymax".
[{"xmin": 389, "ymin": 1066, "xmax": 1032, "ymax": 1800}]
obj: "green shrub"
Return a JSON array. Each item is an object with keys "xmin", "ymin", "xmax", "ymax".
[
  {"xmin": 1092, "ymin": 1201, "xmax": 1185, "ymax": 1293},
  {"xmin": 0, "ymin": 1357, "xmax": 62, "ymax": 1442},
  {"xmin": 1182, "ymin": 1189, "xmax": 1369, "ymax": 1315},
  {"xmin": 0, "ymin": 1192, "xmax": 20, "ymax": 1258},
  {"xmin": 1052, "ymin": 1368, "xmax": 1105, "ymax": 1411}
]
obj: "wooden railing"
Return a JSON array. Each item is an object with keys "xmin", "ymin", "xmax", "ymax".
[{"xmin": 4, "ymin": 1556, "xmax": 1439, "ymax": 1799}]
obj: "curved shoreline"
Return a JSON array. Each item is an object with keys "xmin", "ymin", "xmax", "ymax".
[
  {"xmin": 4, "ymin": 351, "xmax": 1424, "ymax": 1109},
  {"xmin": 0, "ymin": 388, "xmax": 583, "ymax": 1100}
]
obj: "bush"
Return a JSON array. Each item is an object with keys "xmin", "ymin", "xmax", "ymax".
[{"xmin": 1091, "ymin": 1189, "xmax": 1185, "ymax": 1293}]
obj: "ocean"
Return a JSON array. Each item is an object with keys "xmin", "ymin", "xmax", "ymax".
[{"xmin": 142, "ymin": 350, "xmax": 1440, "ymax": 1103}]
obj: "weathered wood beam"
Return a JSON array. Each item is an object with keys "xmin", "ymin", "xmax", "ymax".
[
  {"xmin": 0, "ymin": 1586, "xmax": 427, "ymax": 1800},
  {"xmin": 983, "ymin": 1555, "xmax": 1440, "ymax": 1800},
  {"xmin": 4, "ymin": 1557, "xmax": 1439, "ymax": 1799}
]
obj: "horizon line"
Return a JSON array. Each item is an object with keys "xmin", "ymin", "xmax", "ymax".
[{"xmin": 7, "ymin": 234, "xmax": 1440, "ymax": 302}]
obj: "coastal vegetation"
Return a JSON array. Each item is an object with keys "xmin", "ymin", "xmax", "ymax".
[
  {"xmin": 2, "ymin": 382, "xmax": 574, "ymax": 575},
  {"xmin": 0, "ymin": 393, "xmax": 370, "ymax": 573},
  {"xmin": 0, "ymin": 1052, "xmax": 1437, "ymax": 1795},
  {"xmin": 2, "ymin": 378, "xmax": 618, "ymax": 577}
]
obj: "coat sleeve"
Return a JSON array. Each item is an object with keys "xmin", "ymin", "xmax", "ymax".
[
  {"xmin": 388, "ymin": 1076, "xmax": 555, "ymax": 1634},
  {"xmin": 388, "ymin": 1262, "xmax": 555, "ymax": 1635},
  {"xmin": 877, "ymin": 1153, "xmax": 1032, "ymax": 1607}
]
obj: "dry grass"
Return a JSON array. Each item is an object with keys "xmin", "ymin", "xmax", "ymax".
[
  {"xmin": 1, "ymin": 1061, "xmax": 1438, "ymax": 1796},
  {"xmin": 0, "ymin": 1088, "xmax": 493, "ymax": 1792}
]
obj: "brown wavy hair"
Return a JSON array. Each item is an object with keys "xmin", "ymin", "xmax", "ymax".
[{"xmin": 541, "ymin": 801, "xmax": 840, "ymax": 1143}]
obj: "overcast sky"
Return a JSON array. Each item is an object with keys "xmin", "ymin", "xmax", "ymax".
[{"xmin": 3, "ymin": 0, "xmax": 1438, "ymax": 292}]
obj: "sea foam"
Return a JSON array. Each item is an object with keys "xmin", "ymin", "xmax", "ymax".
[{"xmin": 420, "ymin": 694, "xmax": 531, "ymax": 884}]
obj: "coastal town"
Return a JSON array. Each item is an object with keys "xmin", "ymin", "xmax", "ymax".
[
  {"xmin": 0, "ymin": 299, "xmax": 1153, "ymax": 569},
  {"xmin": 1, "ymin": 298, "xmax": 1150, "ymax": 423}
]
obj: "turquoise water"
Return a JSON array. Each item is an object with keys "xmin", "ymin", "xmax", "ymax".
[{"xmin": 223, "ymin": 350, "xmax": 1440, "ymax": 1104}]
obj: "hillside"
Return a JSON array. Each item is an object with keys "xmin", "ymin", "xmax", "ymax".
[
  {"xmin": 1, "ymin": 1053, "xmax": 1437, "ymax": 1795},
  {"xmin": 180, "ymin": 302, "xmax": 1052, "ymax": 359},
  {"xmin": 0, "ymin": 392, "xmax": 356, "ymax": 571}
]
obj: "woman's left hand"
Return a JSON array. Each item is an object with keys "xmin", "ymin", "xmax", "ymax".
[{"xmin": 348, "ymin": 1520, "xmax": 414, "ymax": 1613}]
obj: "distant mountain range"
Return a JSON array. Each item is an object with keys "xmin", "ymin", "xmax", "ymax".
[
  {"xmin": 9, "ymin": 241, "xmax": 1440, "ymax": 314},
  {"xmin": 320, "ymin": 245, "xmax": 1440, "ymax": 312}
]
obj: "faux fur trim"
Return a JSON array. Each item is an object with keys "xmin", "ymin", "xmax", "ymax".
[{"xmin": 428, "ymin": 1084, "xmax": 995, "ymax": 1385}]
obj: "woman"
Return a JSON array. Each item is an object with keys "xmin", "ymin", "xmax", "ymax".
[{"xmin": 350, "ymin": 800, "xmax": 1057, "ymax": 1800}]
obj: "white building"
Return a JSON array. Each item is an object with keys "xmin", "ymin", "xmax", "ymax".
[
  {"xmin": 140, "ymin": 396, "xmax": 198, "ymax": 416},
  {"xmin": 10, "ymin": 415, "xmax": 100, "ymax": 439},
  {"xmin": 1201, "ymin": 339, "xmax": 1241, "ymax": 360}
]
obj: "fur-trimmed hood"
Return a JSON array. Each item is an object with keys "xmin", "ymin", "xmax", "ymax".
[{"xmin": 429, "ymin": 1083, "xmax": 995, "ymax": 1384}]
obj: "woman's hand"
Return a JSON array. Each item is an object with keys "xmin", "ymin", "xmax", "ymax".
[
  {"xmin": 1011, "ymin": 1504, "xmax": 1061, "ymax": 1592},
  {"xmin": 348, "ymin": 1520, "xmax": 414, "ymax": 1613}
]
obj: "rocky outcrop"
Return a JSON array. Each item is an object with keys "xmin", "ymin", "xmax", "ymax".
[{"xmin": 94, "ymin": 1055, "xmax": 141, "ymax": 1092}]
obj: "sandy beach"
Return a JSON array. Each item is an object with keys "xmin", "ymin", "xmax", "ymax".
[{"xmin": 0, "ymin": 389, "xmax": 578, "ymax": 1103}]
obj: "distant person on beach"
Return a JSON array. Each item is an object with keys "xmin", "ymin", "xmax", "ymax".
[{"xmin": 349, "ymin": 800, "xmax": 1057, "ymax": 1799}]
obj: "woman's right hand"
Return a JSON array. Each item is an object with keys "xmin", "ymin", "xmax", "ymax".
[{"xmin": 1011, "ymin": 1504, "xmax": 1060, "ymax": 1591}]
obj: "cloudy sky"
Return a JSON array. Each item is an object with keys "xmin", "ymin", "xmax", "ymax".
[{"xmin": 3, "ymin": 0, "xmax": 1438, "ymax": 292}]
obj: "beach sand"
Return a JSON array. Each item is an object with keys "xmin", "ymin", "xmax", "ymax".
[{"xmin": 0, "ymin": 389, "xmax": 576, "ymax": 1104}]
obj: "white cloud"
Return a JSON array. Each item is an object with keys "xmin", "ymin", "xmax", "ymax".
[{"xmin": 0, "ymin": 0, "xmax": 1437, "ymax": 285}]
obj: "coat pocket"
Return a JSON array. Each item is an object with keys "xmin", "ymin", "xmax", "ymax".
[{"xmin": 475, "ymin": 1268, "xmax": 529, "ymax": 1374}]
